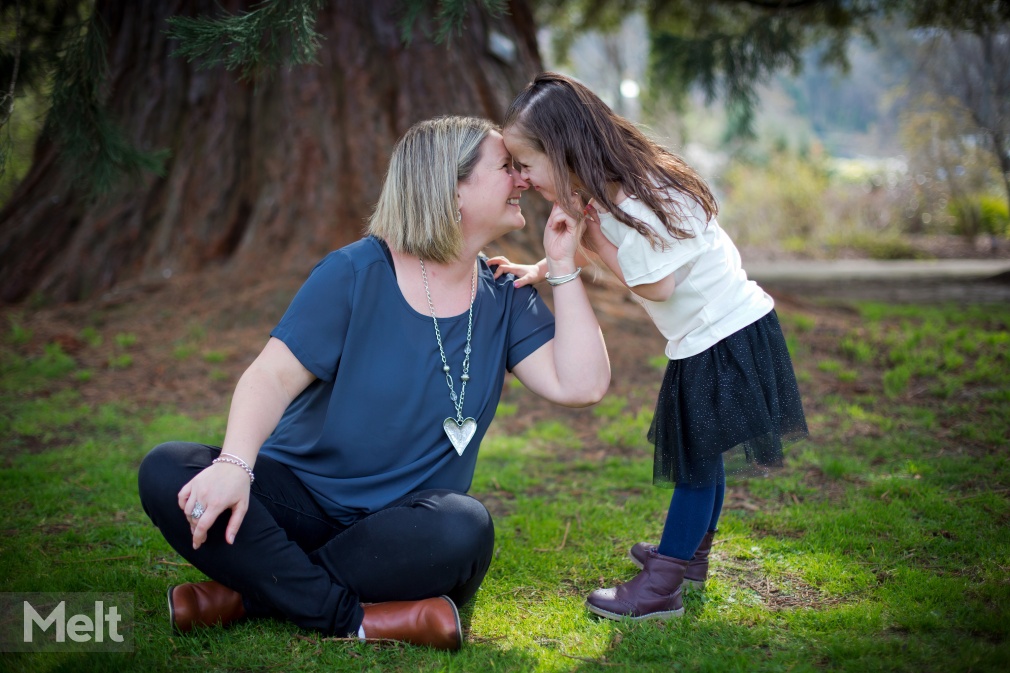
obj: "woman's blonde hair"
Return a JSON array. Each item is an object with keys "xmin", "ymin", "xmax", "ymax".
[{"xmin": 368, "ymin": 115, "xmax": 496, "ymax": 263}]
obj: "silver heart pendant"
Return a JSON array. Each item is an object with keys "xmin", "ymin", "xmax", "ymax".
[{"xmin": 443, "ymin": 417, "xmax": 477, "ymax": 456}]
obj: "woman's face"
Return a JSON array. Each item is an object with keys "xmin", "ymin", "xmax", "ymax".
[
  {"xmin": 457, "ymin": 132, "xmax": 529, "ymax": 244},
  {"xmin": 502, "ymin": 128, "xmax": 560, "ymax": 203}
]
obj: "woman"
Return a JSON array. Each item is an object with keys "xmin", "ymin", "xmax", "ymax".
[{"xmin": 137, "ymin": 116, "xmax": 610, "ymax": 650}]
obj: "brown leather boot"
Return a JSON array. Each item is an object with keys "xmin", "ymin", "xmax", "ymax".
[
  {"xmin": 629, "ymin": 529, "xmax": 716, "ymax": 590},
  {"xmin": 586, "ymin": 550, "xmax": 689, "ymax": 621},
  {"xmin": 168, "ymin": 581, "xmax": 246, "ymax": 634},
  {"xmin": 359, "ymin": 596, "xmax": 462, "ymax": 650}
]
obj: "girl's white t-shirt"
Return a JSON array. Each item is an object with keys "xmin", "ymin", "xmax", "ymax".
[{"xmin": 596, "ymin": 191, "xmax": 774, "ymax": 360}]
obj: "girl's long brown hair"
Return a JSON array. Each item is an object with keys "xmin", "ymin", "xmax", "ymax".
[{"xmin": 503, "ymin": 72, "xmax": 718, "ymax": 247}]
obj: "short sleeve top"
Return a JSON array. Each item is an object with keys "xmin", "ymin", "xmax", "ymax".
[
  {"xmin": 596, "ymin": 191, "xmax": 774, "ymax": 360},
  {"xmin": 259, "ymin": 236, "xmax": 555, "ymax": 525}
]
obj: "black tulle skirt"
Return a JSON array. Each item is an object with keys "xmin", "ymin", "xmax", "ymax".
[{"xmin": 648, "ymin": 309, "xmax": 808, "ymax": 487}]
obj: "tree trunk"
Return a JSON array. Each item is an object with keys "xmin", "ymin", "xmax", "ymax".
[
  {"xmin": 995, "ymin": 132, "xmax": 1010, "ymax": 220},
  {"xmin": 0, "ymin": 0, "xmax": 544, "ymax": 303}
]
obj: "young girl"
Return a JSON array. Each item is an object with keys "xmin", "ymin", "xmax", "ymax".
[{"xmin": 494, "ymin": 72, "xmax": 808, "ymax": 621}]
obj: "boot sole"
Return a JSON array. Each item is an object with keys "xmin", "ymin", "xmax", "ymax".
[
  {"xmin": 167, "ymin": 585, "xmax": 180, "ymax": 634},
  {"xmin": 585, "ymin": 600, "xmax": 685, "ymax": 621},
  {"xmin": 439, "ymin": 595, "xmax": 464, "ymax": 651},
  {"xmin": 628, "ymin": 553, "xmax": 705, "ymax": 591}
]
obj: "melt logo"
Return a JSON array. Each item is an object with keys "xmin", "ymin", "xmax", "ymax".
[{"xmin": 1, "ymin": 593, "xmax": 134, "ymax": 652}]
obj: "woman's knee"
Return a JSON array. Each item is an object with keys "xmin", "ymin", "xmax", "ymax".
[
  {"xmin": 137, "ymin": 441, "xmax": 211, "ymax": 507},
  {"xmin": 433, "ymin": 492, "xmax": 495, "ymax": 560}
]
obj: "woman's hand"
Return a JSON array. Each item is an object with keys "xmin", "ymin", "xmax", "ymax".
[
  {"xmin": 177, "ymin": 461, "xmax": 252, "ymax": 549},
  {"xmin": 487, "ymin": 256, "xmax": 546, "ymax": 288},
  {"xmin": 543, "ymin": 203, "xmax": 586, "ymax": 272}
]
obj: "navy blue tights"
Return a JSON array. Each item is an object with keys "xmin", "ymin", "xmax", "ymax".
[{"xmin": 656, "ymin": 459, "xmax": 725, "ymax": 560}]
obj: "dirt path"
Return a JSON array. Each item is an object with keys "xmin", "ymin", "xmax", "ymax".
[
  {"xmin": 2, "ymin": 257, "xmax": 1003, "ymax": 446},
  {"xmin": 749, "ymin": 259, "xmax": 1010, "ymax": 305}
]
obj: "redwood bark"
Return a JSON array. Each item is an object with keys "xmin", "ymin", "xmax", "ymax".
[{"xmin": 0, "ymin": 0, "xmax": 544, "ymax": 303}]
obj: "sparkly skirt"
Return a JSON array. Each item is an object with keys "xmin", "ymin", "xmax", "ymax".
[{"xmin": 648, "ymin": 310, "xmax": 808, "ymax": 487}]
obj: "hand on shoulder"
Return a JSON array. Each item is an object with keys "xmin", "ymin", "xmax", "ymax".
[{"xmin": 486, "ymin": 255, "xmax": 545, "ymax": 288}]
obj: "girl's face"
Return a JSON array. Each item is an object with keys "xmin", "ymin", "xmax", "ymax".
[{"xmin": 503, "ymin": 128, "xmax": 561, "ymax": 203}]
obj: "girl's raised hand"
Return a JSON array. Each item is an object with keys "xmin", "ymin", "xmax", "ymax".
[{"xmin": 487, "ymin": 255, "xmax": 546, "ymax": 287}]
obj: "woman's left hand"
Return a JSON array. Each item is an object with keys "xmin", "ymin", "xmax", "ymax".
[
  {"xmin": 177, "ymin": 461, "xmax": 252, "ymax": 549},
  {"xmin": 543, "ymin": 203, "xmax": 586, "ymax": 270}
]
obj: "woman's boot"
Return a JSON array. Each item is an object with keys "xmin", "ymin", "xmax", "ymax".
[
  {"xmin": 585, "ymin": 551, "xmax": 689, "ymax": 621},
  {"xmin": 359, "ymin": 596, "xmax": 462, "ymax": 650},
  {"xmin": 629, "ymin": 529, "xmax": 715, "ymax": 591},
  {"xmin": 168, "ymin": 580, "xmax": 246, "ymax": 633}
]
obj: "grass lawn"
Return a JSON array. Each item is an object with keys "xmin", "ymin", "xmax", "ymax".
[{"xmin": 1, "ymin": 297, "xmax": 1008, "ymax": 672}]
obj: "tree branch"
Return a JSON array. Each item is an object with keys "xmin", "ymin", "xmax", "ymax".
[
  {"xmin": 732, "ymin": 0, "xmax": 823, "ymax": 9},
  {"xmin": 0, "ymin": 0, "xmax": 22, "ymax": 179},
  {"xmin": 1, "ymin": 0, "xmax": 21, "ymax": 121}
]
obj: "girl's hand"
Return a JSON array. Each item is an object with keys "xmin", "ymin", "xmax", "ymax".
[
  {"xmin": 177, "ymin": 461, "xmax": 252, "ymax": 550},
  {"xmin": 487, "ymin": 256, "xmax": 546, "ymax": 288}
]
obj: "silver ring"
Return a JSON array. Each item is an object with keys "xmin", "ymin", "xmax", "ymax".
[{"xmin": 191, "ymin": 501, "xmax": 205, "ymax": 520}]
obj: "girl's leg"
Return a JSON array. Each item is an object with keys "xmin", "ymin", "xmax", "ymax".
[
  {"xmin": 708, "ymin": 456, "xmax": 726, "ymax": 532},
  {"xmin": 588, "ymin": 474, "xmax": 719, "ymax": 621},
  {"xmin": 656, "ymin": 481, "xmax": 717, "ymax": 560}
]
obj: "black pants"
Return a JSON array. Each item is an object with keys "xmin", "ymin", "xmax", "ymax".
[{"xmin": 138, "ymin": 442, "xmax": 495, "ymax": 636}]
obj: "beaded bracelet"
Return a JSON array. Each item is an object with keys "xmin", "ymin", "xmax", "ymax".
[
  {"xmin": 545, "ymin": 267, "xmax": 582, "ymax": 286},
  {"xmin": 213, "ymin": 452, "xmax": 255, "ymax": 483}
]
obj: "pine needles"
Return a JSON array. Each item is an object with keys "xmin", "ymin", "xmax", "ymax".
[
  {"xmin": 46, "ymin": 13, "xmax": 168, "ymax": 198},
  {"xmin": 166, "ymin": 0, "xmax": 327, "ymax": 80}
]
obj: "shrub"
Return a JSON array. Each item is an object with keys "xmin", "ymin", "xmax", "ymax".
[
  {"xmin": 949, "ymin": 195, "xmax": 1010, "ymax": 238},
  {"xmin": 978, "ymin": 195, "xmax": 1010, "ymax": 236}
]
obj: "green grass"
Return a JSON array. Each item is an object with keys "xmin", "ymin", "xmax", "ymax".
[
  {"xmin": 1, "ymin": 301, "xmax": 1009, "ymax": 671},
  {"xmin": 202, "ymin": 350, "xmax": 227, "ymax": 364}
]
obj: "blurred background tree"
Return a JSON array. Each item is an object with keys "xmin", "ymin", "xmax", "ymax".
[
  {"xmin": 906, "ymin": 14, "xmax": 1010, "ymax": 242},
  {"xmin": 1, "ymin": 0, "xmax": 1008, "ymax": 303},
  {"xmin": 0, "ymin": 0, "xmax": 542, "ymax": 302},
  {"xmin": 542, "ymin": 1, "xmax": 1009, "ymax": 258}
]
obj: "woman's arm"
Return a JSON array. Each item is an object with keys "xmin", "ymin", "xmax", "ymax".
[
  {"xmin": 179, "ymin": 337, "xmax": 315, "ymax": 549},
  {"xmin": 511, "ymin": 205, "xmax": 610, "ymax": 406}
]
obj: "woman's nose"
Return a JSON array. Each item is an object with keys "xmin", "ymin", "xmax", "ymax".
[{"xmin": 512, "ymin": 169, "xmax": 530, "ymax": 189}]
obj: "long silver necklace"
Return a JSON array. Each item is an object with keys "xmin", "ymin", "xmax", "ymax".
[{"xmin": 420, "ymin": 259, "xmax": 477, "ymax": 456}]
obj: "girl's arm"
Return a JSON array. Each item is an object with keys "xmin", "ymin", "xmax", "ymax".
[
  {"xmin": 510, "ymin": 205, "xmax": 610, "ymax": 406},
  {"xmin": 178, "ymin": 337, "xmax": 315, "ymax": 549},
  {"xmin": 487, "ymin": 256, "xmax": 548, "ymax": 287},
  {"xmin": 583, "ymin": 208, "xmax": 678, "ymax": 303}
]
